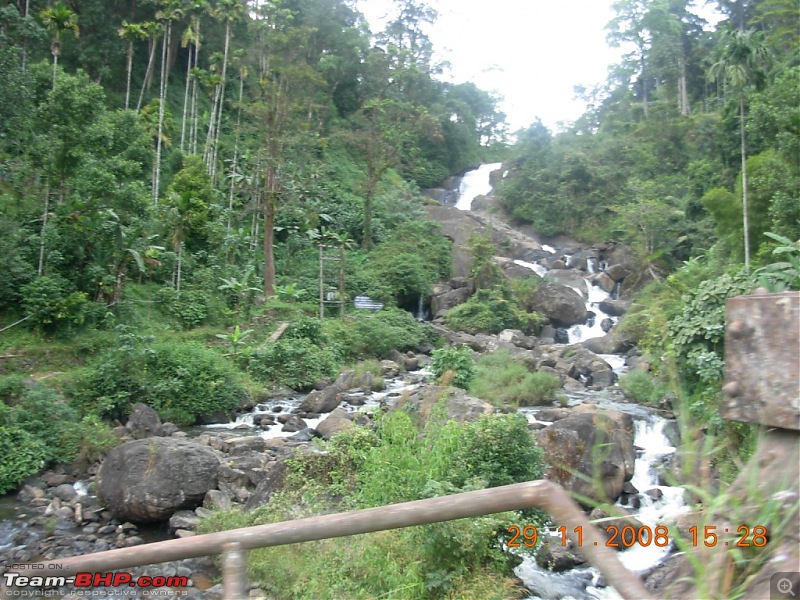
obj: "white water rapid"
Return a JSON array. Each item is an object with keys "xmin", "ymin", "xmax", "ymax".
[
  {"xmin": 454, "ymin": 164, "xmax": 688, "ymax": 599},
  {"xmin": 455, "ymin": 162, "xmax": 503, "ymax": 210}
]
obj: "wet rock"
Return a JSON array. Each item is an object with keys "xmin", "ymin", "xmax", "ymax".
[
  {"xmin": 289, "ymin": 428, "xmax": 319, "ymax": 442},
  {"xmin": 535, "ymin": 536, "xmax": 587, "ymax": 571},
  {"xmin": 98, "ymin": 438, "xmax": 220, "ymax": 523},
  {"xmin": 51, "ymin": 483, "xmax": 79, "ymax": 503},
  {"xmin": 537, "ymin": 409, "xmax": 635, "ymax": 505},
  {"xmin": 281, "ymin": 415, "xmax": 307, "ymax": 433},
  {"xmin": 599, "ymin": 298, "xmax": 631, "ymax": 317},
  {"xmin": 600, "ymin": 318, "xmax": 614, "ymax": 333},
  {"xmin": 299, "ymin": 385, "xmax": 342, "ymax": 413},
  {"xmin": 531, "ymin": 282, "xmax": 588, "ymax": 327},
  {"xmin": 592, "ymin": 271, "xmax": 617, "ymax": 293},
  {"xmin": 431, "ymin": 286, "xmax": 472, "ymax": 319}
]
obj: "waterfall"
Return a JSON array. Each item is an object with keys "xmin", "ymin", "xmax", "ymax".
[{"xmin": 455, "ymin": 162, "xmax": 503, "ymax": 210}]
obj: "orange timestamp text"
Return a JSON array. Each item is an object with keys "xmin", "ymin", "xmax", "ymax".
[{"xmin": 506, "ymin": 524, "xmax": 769, "ymax": 549}]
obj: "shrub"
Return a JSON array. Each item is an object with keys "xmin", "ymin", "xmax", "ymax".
[
  {"xmin": 451, "ymin": 413, "xmax": 545, "ymax": 488},
  {"xmin": 156, "ymin": 288, "xmax": 211, "ymax": 329},
  {"xmin": 284, "ymin": 317, "xmax": 325, "ymax": 344},
  {"xmin": 76, "ymin": 332, "xmax": 247, "ymax": 425},
  {"xmin": 445, "ymin": 287, "xmax": 543, "ymax": 335},
  {"xmin": 0, "ymin": 426, "xmax": 46, "ymax": 494},
  {"xmin": 618, "ymin": 370, "xmax": 670, "ymax": 405},
  {"xmin": 58, "ymin": 414, "xmax": 120, "ymax": 466},
  {"xmin": 430, "ymin": 345, "xmax": 476, "ymax": 389},
  {"xmin": 469, "ymin": 350, "xmax": 560, "ymax": 406},
  {"xmin": 21, "ymin": 275, "xmax": 95, "ymax": 334},
  {"xmin": 325, "ymin": 308, "xmax": 427, "ymax": 361},
  {"xmin": 249, "ymin": 338, "xmax": 338, "ymax": 391}
]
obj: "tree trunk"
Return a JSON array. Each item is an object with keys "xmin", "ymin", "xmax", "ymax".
[
  {"xmin": 640, "ymin": 51, "xmax": 648, "ymax": 119},
  {"xmin": 211, "ymin": 21, "xmax": 232, "ymax": 186},
  {"xmin": 263, "ymin": 185, "xmax": 275, "ymax": 297},
  {"xmin": 740, "ymin": 93, "xmax": 750, "ymax": 274},
  {"xmin": 125, "ymin": 42, "xmax": 133, "ymax": 110},
  {"xmin": 176, "ymin": 240, "xmax": 183, "ymax": 292},
  {"xmin": 180, "ymin": 45, "xmax": 192, "ymax": 151},
  {"xmin": 37, "ymin": 179, "xmax": 50, "ymax": 276},
  {"xmin": 153, "ymin": 23, "xmax": 171, "ymax": 204},
  {"xmin": 137, "ymin": 36, "xmax": 158, "ymax": 112},
  {"xmin": 227, "ymin": 73, "xmax": 245, "ymax": 235},
  {"xmin": 679, "ymin": 54, "xmax": 690, "ymax": 116},
  {"xmin": 51, "ymin": 49, "xmax": 58, "ymax": 89}
]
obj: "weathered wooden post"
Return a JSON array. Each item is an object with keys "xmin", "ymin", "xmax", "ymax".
[{"xmin": 716, "ymin": 290, "xmax": 800, "ymax": 598}]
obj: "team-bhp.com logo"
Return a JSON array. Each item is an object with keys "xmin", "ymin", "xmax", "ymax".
[{"xmin": 3, "ymin": 571, "xmax": 190, "ymax": 597}]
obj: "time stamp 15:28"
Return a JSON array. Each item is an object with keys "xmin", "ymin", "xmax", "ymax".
[{"xmin": 506, "ymin": 524, "xmax": 769, "ymax": 549}]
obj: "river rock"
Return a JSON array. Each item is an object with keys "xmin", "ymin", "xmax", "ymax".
[
  {"xmin": 97, "ymin": 438, "xmax": 220, "ymax": 523},
  {"xmin": 599, "ymin": 298, "xmax": 631, "ymax": 316},
  {"xmin": 281, "ymin": 415, "xmax": 307, "ymax": 433},
  {"xmin": 125, "ymin": 403, "xmax": 162, "ymax": 439},
  {"xmin": 535, "ymin": 536, "xmax": 587, "ymax": 571},
  {"xmin": 536, "ymin": 409, "xmax": 635, "ymax": 505},
  {"xmin": 532, "ymin": 282, "xmax": 587, "ymax": 327},
  {"xmin": 431, "ymin": 286, "xmax": 472, "ymax": 318},
  {"xmin": 299, "ymin": 385, "xmax": 342, "ymax": 413},
  {"xmin": 315, "ymin": 407, "xmax": 355, "ymax": 440},
  {"xmin": 399, "ymin": 385, "xmax": 495, "ymax": 423},
  {"xmin": 244, "ymin": 459, "xmax": 288, "ymax": 510}
]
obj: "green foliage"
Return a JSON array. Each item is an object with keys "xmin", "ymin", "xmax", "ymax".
[
  {"xmin": 755, "ymin": 232, "xmax": 800, "ymax": 291},
  {"xmin": 75, "ymin": 330, "xmax": 247, "ymax": 425},
  {"xmin": 430, "ymin": 345, "xmax": 476, "ymax": 389},
  {"xmin": 363, "ymin": 220, "xmax": 452, "ymax": 304},
  {"xmin": 325, "ymin": 308, "xmax": 428, "ymax": 361},
  {"xmin": 467, "ymin": 233, "xmax": 503, "ymax": 289},
  {"xmin": 249, "ymin": 338, "xmax": 338, "ymax": 391},
  {"xmin": 156, "ymin": 288, "xmax": 211, "ymax": 329},
  {"xmin": 469, "ymin": 350, "xmax": 560, "ymax": 406},
  {"xmin": 667, "ymin": 272, "xmax": 754, "ymax": 386},
  {"xmin": 284, "ymin": 317, "xmax": 325, "ymax": 345},
  {"xmin": 450, "ymin": 413, "xmax": 545, "ymax": 488},
  {"xmin": 0, "ymin": 426, "xmax": 46, "ymax": 495},
  {"xmin": 618, "ymin": 370, "xmax": 671, "ymax": 405},
  {"xmin": 445, "ymin": 287, "xmax": 543, "ymax": 335},
  {"xmin": 21, "ymin": 275, "xmax": 95, "ymax": 334},
  {"xmin": 56, "ymin": 414, "xmax": 119, "ymax": 467}
]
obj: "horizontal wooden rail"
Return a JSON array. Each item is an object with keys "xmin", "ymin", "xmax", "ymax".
[{"xmin": 6, "ymin": 480, "xmax": 653, "ymax": 600}]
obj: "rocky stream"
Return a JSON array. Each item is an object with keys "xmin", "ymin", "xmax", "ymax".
[{"xmin": 1, "ymin": 164, "xmax": 695, "ymax": 599}]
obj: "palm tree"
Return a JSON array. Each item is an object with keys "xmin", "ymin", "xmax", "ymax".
[
  {"xmin": 39, "ymin": 2, "xmax": 79, "ymax": 89},
  {"xmin": 118, "ymin": 21, "xmax": 148, "ymax": 110},
  {"xmin": 179, "ymin": 24, "xmax": 198, "ymax": 151},
  {"xmin": 152, "ymin": 0, "xmax": 185, "ymax": 204},
  {"xmin": 181, "ymin": 0, "xmax": 210, "ymax": 153},
  {"xmin": 206, "ymin": 0, "xmax": 244, "ymax": 183},
  {"xmin": 136, "ymin": 21, "xmax": 162, "ymax": 112},
  {"xmin": 708, "ymin": 28, "xmax": 770, "ymax": 274}
]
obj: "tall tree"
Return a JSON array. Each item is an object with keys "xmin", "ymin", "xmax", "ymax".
[
  {"xmin": 119, "ymin": 21, "xmax": 148, "ymax": 110},
  {"xmin": 136, "ymin": 21, "xmax": 162, "ymax": 112},
  {"xmin": 607, "ymin": 0, "xmax": 653, "ymax": 119},
  {"xmin": 39, "ymin": 1, "xmax": 78, "ymax": 89},
  {"xmin": 152, "ymin": 0, "xmax": 184, "ymax": 204},
  {"xmin": 708, "ymin": 28, "xmax": 770, "ymax": 273}
]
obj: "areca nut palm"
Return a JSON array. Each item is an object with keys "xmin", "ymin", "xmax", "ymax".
[{"xmin": 708, "ymin": 28, "xmax": 771, "ymax": 274}]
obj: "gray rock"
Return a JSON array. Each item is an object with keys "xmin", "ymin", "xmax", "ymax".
[
  {"xmin": 281, "ymin": 415, "xmax": 307, "ymax": 433},
  {"xmin": 244, "ymin": 460, "xmax": 288, "ymax": 510},
  {"xmin": 299, "ymin": 386, "xmax": 342, "ymax": 413},
  {"xmin": 97, "ymin": 438, "xmax": 220, "ymax": 523},
  {"xmin": 315, "ymin": 408, "xmax": 355, "ymax": 440},
  {"xmin": 599, "ymin": 298, "xmax": 631, "ymax": 317},
  {"xmin": 125, "ymin": 403, "xmax": 162, "ymax": 439},
  {"xmin": 537, "ymin": 408, "xmax": 635, "ymax": 505},
  {"xmin": 532, "ymin": 282, "xmax": 588, "ymax": 327}
]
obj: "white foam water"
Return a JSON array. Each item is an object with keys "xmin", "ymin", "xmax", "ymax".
[{"xmin": 455, "ymin": 162, "xmax": 503, "ymax": 210}]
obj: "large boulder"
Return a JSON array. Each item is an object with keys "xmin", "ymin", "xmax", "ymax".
[
  {"xmin": 399, "ymin": 385, "xmax": 496, "ymax": 423},
  {"xmin": 98, "ymin": 438, "xmax": 220, "ymax": 523},
  {"xmin": 536, "ymin": 408, "xmax": 635, "ymax": 505},
  {"xmin": 299, "ymin": 385, "xmax": 342, "ymax": 413},
  {"xmin": 315, "ymin": 407, "xmax": 355, "ymax": 440},
  {"xmin": 431, "ymin": 286, "xmax": 472, "ymax": 319},
  {"xmin": 532, "ymin": 282, "xmax": 588, "ymax": 327}
]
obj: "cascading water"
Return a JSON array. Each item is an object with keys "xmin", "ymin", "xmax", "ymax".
[
  {"xmin": 454, "ymin": 164, "xmax": 689, "ymax": 598},
  {"xmin": 455, "ymin": 162, "xmax": 503, "ymax": 211}
]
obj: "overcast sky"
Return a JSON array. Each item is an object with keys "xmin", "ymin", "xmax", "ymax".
[{"xmin": 356, "ymin": 0, "xmax": 722, "ymax": 133}]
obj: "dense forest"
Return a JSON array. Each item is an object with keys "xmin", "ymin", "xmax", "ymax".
[{"xmin": 0, "ymin": 0, "xmax": 798, "ymax": 597}]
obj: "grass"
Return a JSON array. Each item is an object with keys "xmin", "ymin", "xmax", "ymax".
[{"xmin": 469, "ymin": 350, "xmax": 560, "ymax": 407}]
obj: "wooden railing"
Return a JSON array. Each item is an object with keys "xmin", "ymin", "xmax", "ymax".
[{"xmin": 4, "ymin": 480, "xmax": 653, "ymax": 600}]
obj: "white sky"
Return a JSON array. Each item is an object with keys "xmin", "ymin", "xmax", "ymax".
[{"xmin": 356, "ymin": 0, "xmax": 722, "ymax": 133}]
